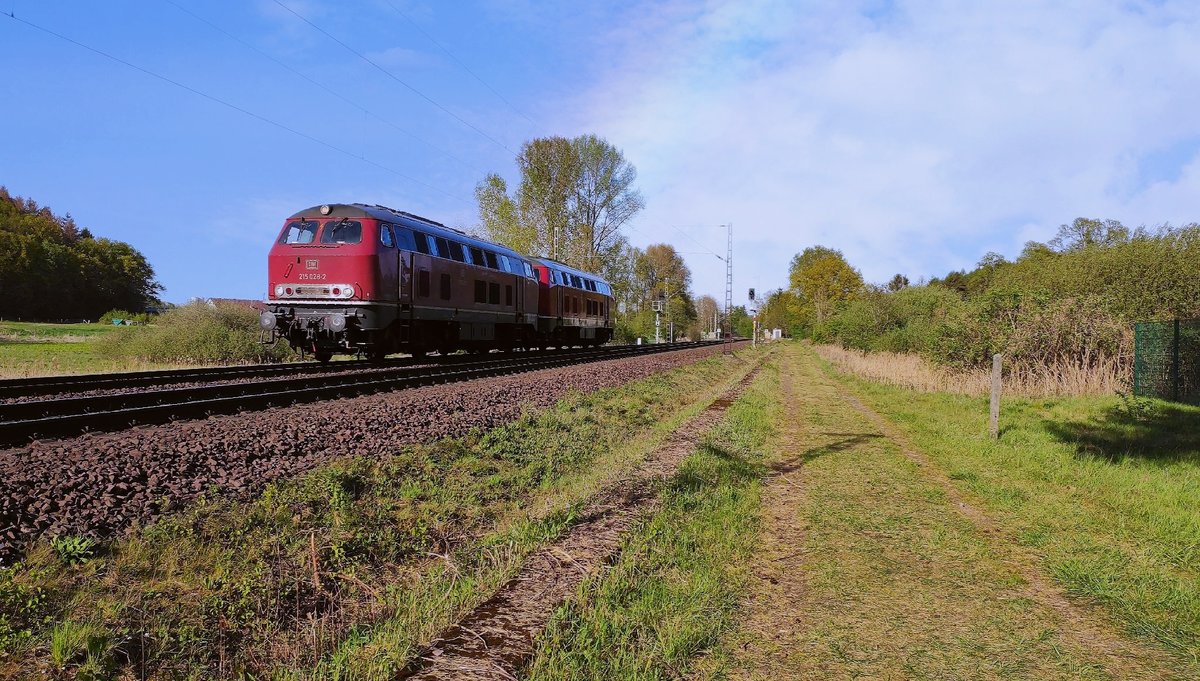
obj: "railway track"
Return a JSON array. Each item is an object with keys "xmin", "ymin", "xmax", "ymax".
[
  {"xmin": 0, "ymin": 356, "xmax": 414, "ymax": 400},
  {"xmin": 0, "ymin": 342, "xmax": 720, "ymax": 447}
]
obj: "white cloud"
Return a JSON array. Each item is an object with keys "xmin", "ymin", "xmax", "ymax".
[{"xmin": 562, "ymin": 0, "xmax": 1200, "ymax": 301}]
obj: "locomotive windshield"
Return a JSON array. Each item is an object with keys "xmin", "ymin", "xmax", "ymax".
[
  {"xmin": 320, "ymin": 219, "xmax": 363, "ymax": 244},
  {"xmin": 279, "ymin": 220, "xmax": 319, "ymax": 244}
]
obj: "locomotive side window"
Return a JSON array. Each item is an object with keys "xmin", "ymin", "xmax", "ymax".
[
  {"xmin": 447, "ymin": 241, "xmax": 466, "ymax": 262},
  {"xmin": 523, "ymin": 262, "xmax": 534, "ymax": 278},
  {"xmin": 321, "ymin": 220, "xmax": 362, "ymax": 244},
  {"xmin": 488, "ymin": 282, "xmax": 500, "ymax": 305},
  {"xmin": 474, "ymin": 280, "xmax": 486, "ymax": 303},
  {"xmin": 393, "ymin": 226, "xmax": 415, "ymax": 251},
  {"xmin": 279, "ymin": 220, "xmax": 319, "ymax": 244},
  {"xmin": 418, "ymin": 269, "xmax": 431, "ymax": 298},
  {"xmin": 485, "ymin": 251, "xmax": 500, "ymax": 270},
  {"xmin": 470, "ymin": 247, "xmax": 486, "ymax": 267},
  {"xmin": 440, "ymin": 273, "xmax": 451, "ymax": 300},
  {"xmin": 571, "ymin": 275, "xmax": 583, "ymax": 288},
  {"xmin": 435, "ymin": 237, "xmax": 451, "ymax": 259},
  {"xmin": 413, "ymin": 231, "xmax": 431, "ymax": 255},
  {"xmin": 498, "ymin": 254, "xmax": 511, "ymax": 273},
  {"xmin": 379, "ymin": 223, "xmax": 395, "ymax": 247}
]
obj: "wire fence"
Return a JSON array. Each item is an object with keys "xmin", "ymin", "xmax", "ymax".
[{"xmin": 1133, "ymin": 319, "xmax": 1200, "ymax": 405}]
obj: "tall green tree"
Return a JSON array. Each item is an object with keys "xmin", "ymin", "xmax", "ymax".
[
  {"xmin": 0, "ymin": 187, "xmax": 161, "ymax": 320},
  {"xmin": 634, "ymin": 243, "xmax": 697, "ymax": 338},
  {"xmin": 788, "ymin": 245, "xmax": 865, "ymax": 324},
  {"xmin": 475, "ymin": 134, "xmax": 643, "ymax": 272}
]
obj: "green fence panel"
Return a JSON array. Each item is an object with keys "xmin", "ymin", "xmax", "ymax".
[{"xmin": 1134, "ymin": 319, "xmax": 1200, "ymax": 405}]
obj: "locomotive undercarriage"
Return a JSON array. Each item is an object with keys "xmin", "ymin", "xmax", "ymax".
[
  {"xmin": 262, "ymin": 302, "xmax": 552, "ymax": 361},
  {"xmin": 262, "ymin": 301, "xmax": 401, "ymax": 362}
]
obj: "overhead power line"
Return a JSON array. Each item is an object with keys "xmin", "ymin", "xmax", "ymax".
[
  {"xmin": 383, "ymin": 0, "xmax": 537, "ymax": 127},
  {"xmin": 270, "ymin": 0, "xmax": 516, "ymax": 156},
  {"xmin": 3, "ymin": 11, "xmax": 468, "ymax": 202},
  {"xmin": 164, "ymin": 0, "xmax": 485, "ymax": 176},
  {"xmin": 666, "ymin": 223, "xmax": 726, "ymax": 261}
]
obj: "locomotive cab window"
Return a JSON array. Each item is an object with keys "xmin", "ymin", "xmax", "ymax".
[
  {"xmin": 279, "ymin": 220, "xmax": 319, "ymax": 244},
  {"xmin": 435, "ymin": 237, "xmax": 451, "ymax": 259},
  {"xmin": 379, "ymin": 223, "xmax": 395, "ymax": 247},
  {"xmin": 413, "ymin": 231, "xmax": 431, "ymax": 255},
  {"xmin": 447, "ymin": 241, "xmax": 466, "ymax": 262},
  {"xmin": 485, "ymin": 251, "xmax": 500, "ymax": 270},
  {"xmin": 321, "ymin": 220, "xmax": 362, "ymax": 244},
  {"xmin": 470, "ymin": 247, "xmax": 486, "ymax": 267}
]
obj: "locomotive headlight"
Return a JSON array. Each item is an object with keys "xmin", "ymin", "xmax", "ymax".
[
  {"xmin": 259, "ymin": 311, "xmax": 277, "ymax": 330},
  {"xmin": 340, "ymin": 285, "xmax": 355, "ymax": 299},
  {"xmin": 327, "ymin": 313, "xmax": 347, "ymax": 333},
  {"xmin": 320, "ymin": 204, "xmax": 332, "ymax": 215},
  {"xmin": 274, "ymin": 284, "xmax": 285, "ymax": 297}
]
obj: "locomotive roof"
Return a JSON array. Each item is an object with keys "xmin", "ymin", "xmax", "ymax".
[
  {"xmin": 287, "ymin": 203, "xmax": 457, "ymax": 233},
  {"xmin": 285, "ymin": 203, "xmax": 533, "ymax": 263},
  {"xmin": 285, "ymin": 204, "xmax": 609, "ymax": 284},
  {"xmin": 530, "ymin": 257, "xmax": 612, "ymax": 286}
]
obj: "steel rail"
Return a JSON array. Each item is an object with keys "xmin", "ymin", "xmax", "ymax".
[
  {"xmin": 0, "ymin": 345, "xmax": 634, "ymax": 400},
  {"xmin": 0, "ymin": 342, "xmax": 723, "ymax": 446},
  {"xmin": 0, "ymin": 357, "xmax": 401, "ymax": 400}
]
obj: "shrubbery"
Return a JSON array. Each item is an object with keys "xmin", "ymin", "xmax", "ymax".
[
  {"xmin": 99, "ymin": 300, "xmax": 296, "ymax": 364},
  {"xmin": 769, "ymin": 219, "xmax": 1200, "ymax": 375},
  {"xmin": 98, "ymin": 309, "xmax": 154, "ymax": 326}
]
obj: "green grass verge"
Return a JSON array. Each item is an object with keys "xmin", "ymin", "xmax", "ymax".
[
  {"xmin": 0, "ymin": 322, "xmax": 137, "ymax": 378},
  {"xmin": 0, "ymin": 348, "xmax": 765, "ymax": 680},
  {"xmin": 819, "ymin": 354, "xmax": 1200, "ymax": 666},
  {"xmin": 522, "ymin": 362, "xmax": 777, "ymax": 680}
]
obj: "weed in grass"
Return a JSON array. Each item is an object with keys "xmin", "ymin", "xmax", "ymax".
[
  {"xmin": 50, "ymin": 535, "xmax": 98, "ymax": 564},
  {"xmin": 49, "ymin": 620, "xmax": 114, "ymax": 678}
]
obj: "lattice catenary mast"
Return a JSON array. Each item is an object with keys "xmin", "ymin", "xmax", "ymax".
[{"xmin": 724, "ymin": 223, "xmax": 733, "ymax": 353}]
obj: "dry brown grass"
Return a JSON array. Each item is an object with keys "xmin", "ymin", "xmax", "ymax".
[{"xmin": 813, "ymin": 344, "xmax": 1126, "ymax": 397}]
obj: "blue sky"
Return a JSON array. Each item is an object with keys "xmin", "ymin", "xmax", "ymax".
[{"xmin": 4, "ymin": 1, "xmax": 1200, "ymax": 306}]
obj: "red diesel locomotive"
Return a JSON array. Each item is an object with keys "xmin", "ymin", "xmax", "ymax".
[{"xmin": 261, "ymin": 203, "xmax": 614, "ymax": 361}]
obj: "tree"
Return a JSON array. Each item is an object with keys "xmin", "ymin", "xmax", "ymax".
[
  {"xmin": 695, "ymin": 294, "xmax": 719, "ymax": 337},
  {"xmin": 788, "ymin": 246, "xmax": 864, "ymax": 325},
  {"xmin": 0, "ymin": 187, "xmax": 161, "ymax": 320},
  {"xmin": 633, "ymin": 244, "xmax": 697, "ymax": 339},
  {"xmin": 1050, "ymin": 218, "xmax": 1130, "ymax": 252},
  {"xmin": 759, "ymin": 288, "xmax": 802, "ymax": 335},
  {"xmin": 886, "ymin": 274, "xmax": 910, "ymax": 292},
  {"xmin": 571, "ymin": 134, "xmax": 645, "ymax": 271},
  {"xmin": 476, "ymin": 134, "xmax": 644, "ymax": 273}
]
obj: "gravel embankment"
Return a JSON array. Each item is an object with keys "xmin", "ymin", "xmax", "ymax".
[{"xmin": 0, "ymin": 344, "xmax": 736, "ymax": 561}]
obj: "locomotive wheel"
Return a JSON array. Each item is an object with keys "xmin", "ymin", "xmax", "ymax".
[{"xmin": 314, "ymin": 350, "xmax": 333, "ymax": 363}]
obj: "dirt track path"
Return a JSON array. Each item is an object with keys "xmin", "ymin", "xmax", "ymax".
[
  {"xmin": 715, "ymin": 345, "xmax": 1181, "ymax": 680},
  {"xmin": 397, "ymin": 361, "xmax": 764, "ymax": 680}
]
